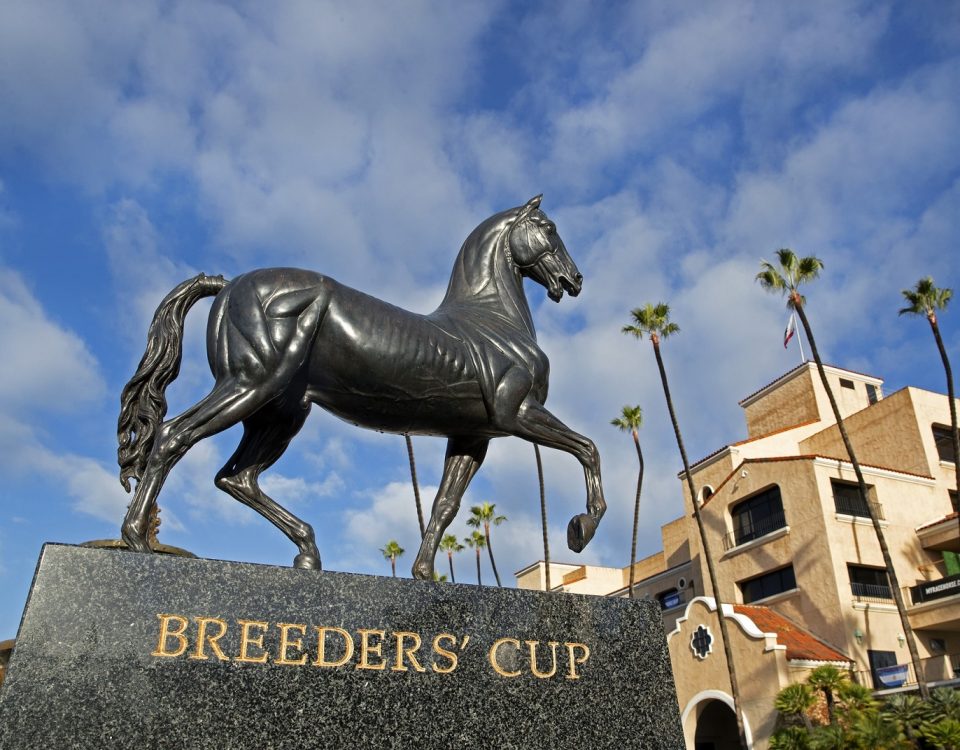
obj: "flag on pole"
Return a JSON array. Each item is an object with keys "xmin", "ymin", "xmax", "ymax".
[{"xmin": 783, "ymin": 313, "xmax": 796, "ymax": 349}]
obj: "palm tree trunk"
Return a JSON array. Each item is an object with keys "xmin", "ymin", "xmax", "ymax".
[
  {"xmin": 536, "ymin": 444, "xmax": 551, "ymax": 591},
  {"xmin": 391, "ymin": 556, "xmax": 397, "ymax": 578},
  {"xmin": 793, "ymin": 301, "xmax": 928, "ymax": 699},
  {"xmin": 628, "ymin": 430, "xmax": 644, "ymax": 598},
  {"xmin": 476, "ymin": 549, "xmax": 482, "ymax": 585},
  {"xmin": 484, "ymin": 523, "xmax": 503, "ymax": 587},
  {"xmin": 930, "ymin": 318, "xmax": 960, "ymax": 501},
  {"xmin": 447, "ymin": 552, "xmax": 456, "ymax": 583},
  {"xmin": 653, "ymin": 340, "xmax": 749, "ymax": 750},
  {"xmin": 405, "ymin": 435, "xmax": 425, "ymax": 538}
]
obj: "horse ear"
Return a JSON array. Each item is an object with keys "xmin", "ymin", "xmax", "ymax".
[{"xmin": 526, "ymin": 194, "xmax": 543, "ymax": 209}]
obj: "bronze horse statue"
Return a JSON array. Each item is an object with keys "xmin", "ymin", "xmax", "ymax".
[{"xmin": 118, "ymin": 196, "xmax": 606, "ymax": 579}]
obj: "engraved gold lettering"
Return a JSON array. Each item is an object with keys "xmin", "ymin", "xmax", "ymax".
[
  {"xmin": 356, "ymin": 629, "xmax": 386, "ymax": 670},
  {"xmin": 565, "ymin": 642, "xmax": 590, "ymax": 679},
  {"xmin": 489, "ymin": 637, "xmax": 521, "ymax": 678},
  {"xmin": 431, "ymin": 633, "xmax": 459, "ymax": 674},
  {"xmin": 313, "ymin": 626, "xmax": 355, "ymax": 668},
  {"xmin": 151, "ymin": 614, "xmax": 189, "ymax": 658},
  {"xmin": 526, "ymin": 640, "xmax": 559, "ymax": 679},
  {"xmin": 189, "ymin": 616, "xmax": 229, "ymax": 661},
  {"xmin": 391, "ymin": 631, "xmax": 426, "ymax": 673},
  {"xmin": 276, "ymin": 622, "xmax": 308, "ymax": 666},
  {"xmin": 236, "ymin": 619, "xmax": 270, "ymax": 663}
]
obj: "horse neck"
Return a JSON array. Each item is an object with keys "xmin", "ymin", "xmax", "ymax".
[{"xmin": 438, "ymin": 227, "xmax": 536, "ymax": 336}]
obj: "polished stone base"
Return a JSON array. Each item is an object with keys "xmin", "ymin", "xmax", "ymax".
[{"xmin": 0, "ymin": 544, "xmax": 683, "ymax": 749}]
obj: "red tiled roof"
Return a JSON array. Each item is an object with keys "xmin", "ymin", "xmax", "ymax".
[
  {"xmin": 917, "ymin": 511, "xmax": 959, "ymax": 532},
  {"xmin": 733, "ymin": 604, "xmax": 850, "ymax": 663}
]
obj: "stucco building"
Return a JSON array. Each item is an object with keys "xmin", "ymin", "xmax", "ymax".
[{"xmin": 516, "ymin": 362, "xmax": 960, "ymax": 749}]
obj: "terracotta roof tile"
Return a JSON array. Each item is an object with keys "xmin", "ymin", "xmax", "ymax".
[
  {"xmin": 917, "ymin": 511, "xmax": 959, "ymax": 532},
  {"xmin": 733, "ymin": 604, "xmax": 850, "ymax": 663}
]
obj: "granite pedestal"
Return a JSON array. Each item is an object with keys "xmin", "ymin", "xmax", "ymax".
[{"xmin": 0, "ymin": 544, "xmax": 683, "ymax": 749}]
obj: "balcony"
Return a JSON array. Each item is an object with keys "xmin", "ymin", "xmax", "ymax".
[
  {"xmin": 834, "ymin": 496, "xmax": 885, "ymax": 520},
  {"xmin": 723, "ymin": 509, "xmax": 787, "ymax": 551},
  {"xmin": 854, "ymin": 652, "xmax": 960, "ymax": 692},
  {"xmin": 909, "ymin": 573, "xmax": 960, "ymax": 605},
  {"xmin": 850, "ymin": 581, "xmax": 893, "ymax": 603}
]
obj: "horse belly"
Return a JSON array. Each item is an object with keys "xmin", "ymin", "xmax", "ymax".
[{"xmin": 306, "ymin": 291, "xmax": 488, "ymax": 435}]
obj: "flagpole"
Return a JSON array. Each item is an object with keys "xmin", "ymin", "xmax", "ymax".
[{"xmin": 794, "ymin": 312, "xmax": 806, "ymax": 362}]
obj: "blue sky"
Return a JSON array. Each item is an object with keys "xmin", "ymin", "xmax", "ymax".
[{"xmin": 1, "ymin": 1, "xmax": 958, "ymax": 638}]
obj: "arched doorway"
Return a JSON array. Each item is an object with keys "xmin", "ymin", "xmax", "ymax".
[{"xmin": 694, "ymin": 699, "xmax": 740, "ymax": 750}]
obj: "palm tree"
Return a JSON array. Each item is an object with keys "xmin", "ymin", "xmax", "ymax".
[
  {"xmin": 535, "ymin": 444, "xmax": 551, "ymax": 591},
  {"xmin": 404, "ymin": 435, "xmax": 425, "ymax": 538},
  {"xmin": 611, "ymin": 405, "xmax": 644, "ymax": 599},
  {"xmin": 380, "ymin": 540, "xmax": 405, "ymax": 578},
  {"xmin": 467, "ymin": 502, "xmax": 507, "ymax": 587},
  {"xmin": 807, "ymin": 665, "xmax": 844, "ymax": 725},
  {"xmin": 775, "ymin": 682, "xmax": 817, "ymax": 732},
  {"xmin": 624, "ymin": 302, "xmax": 748, "ymax": 750},
  {"xmin": 900, "ymin": 277, "xmax": 958, "ymax": 502},
  {"xmin": 757, "ymin": 248, "xmax": 928, "ymax": 699},
  {"xmin": 464, "ymin": 530, "xmax": 486, "ymax": 585},
  {"xmin": 438, "ymin": 533, "xmax": 463, "ymax": 583}
]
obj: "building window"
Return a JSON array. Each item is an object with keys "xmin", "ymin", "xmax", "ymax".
[
  {"xmin": 840, "ymin": 378, "xmax": 856, "ymax": 390},
  {"xmin": 866, "ymin": 383, "xmax": 880, "ymax": 404},
  {"xmin": 727, "ymin": 486, "xmax": 786, "ymax": 549},
  {"xmin": 868, "ymin": 650, "xmax": 906, "ymax": 689},
  {"xmin": 848, "ymin": 564, "xmax": 892, "ymax": 602},
  {"xmin": 933, "ymin": 424, "xmax": 957, "ymax": 464},
  {"xmin": 832, "ymin": 480, "xmax": 882, "ymax": 519},
  {"xmin": 951, "ymin": 490, "xmax": 958, "ymax": 513},
  {"xmin": 740, "ymin": 565, "xmax": 797, "ymax": 604}
]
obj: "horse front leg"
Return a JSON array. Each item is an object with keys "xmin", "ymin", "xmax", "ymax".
[
  {"xmin": 492, "ymin": 370, "xmax": 606, "ymax": 553},
  {"xmin": 412, "ymin": 437, "xmax": 488, "ymax": 580}
]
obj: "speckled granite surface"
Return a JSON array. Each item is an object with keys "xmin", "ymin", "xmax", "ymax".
[{"xmin": 0, "ymin": 544, "xmax": 683, "ymax": 749}]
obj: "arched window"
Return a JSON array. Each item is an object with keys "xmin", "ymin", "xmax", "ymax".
[{"xmin": 728, "ymin": 485, "xmax": 785, "ymax": 549}]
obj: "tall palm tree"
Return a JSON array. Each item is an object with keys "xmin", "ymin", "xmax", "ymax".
[
  {"xmin": 467, "ymin": 502, "xmax": 507, "ymax": 587},
  {"xmin": 439, "ymin": 533, "xmax": 463, "ymax": 583},
  {"xmin": 464, "ymin": 530, "xmax": 486, "ymax": 585},
  {"xmin": 380, "ymin": 540, "xmax": 405, "ymax": 578},
  {"xmin": 758, "ymin": 248, "xmax": 928, "ymax": 699},
  {"xmin": 535, "ymin": 444, "xmax": 551, "ymax": 591},
  {"xmin": 611, "ymin": 405, "xmax": 644, "ymax": 599},
  {"xmin": 900, "ymin": 277, "xmax": 958, "ymax": 502},
  {"xmin": 623, "ymin": 302, "xmax": 748, "ymax": 750},
  {"xmin": 404, "ymin": 435, "xmax": 425, "ymax": 538}
]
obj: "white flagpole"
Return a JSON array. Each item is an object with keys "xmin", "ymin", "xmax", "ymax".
[{"xmin": 794, "ymin": 312, "xmax": 806, "ymax": 362}]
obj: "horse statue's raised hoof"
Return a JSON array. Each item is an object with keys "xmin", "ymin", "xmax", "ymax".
[
  {"xmin": 293, "ymin": 553, "xmax": 321, "ymax": 570},
  {"xmin": 566, "ymin": 513, "xmax": 598, "ymax": 553}
]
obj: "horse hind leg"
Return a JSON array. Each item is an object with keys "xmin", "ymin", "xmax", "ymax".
[
  {"xmin": 121, "ymin": 377, "xmax": 283, "ymax": 553},
  {"xmin": 214, "ymin": 401, "xmax": 320, "ymax": 569}
]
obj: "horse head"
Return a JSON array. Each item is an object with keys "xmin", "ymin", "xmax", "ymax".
[{"xmin": 508, "ymin": 195, "xmax": 583, "ymax": 302}]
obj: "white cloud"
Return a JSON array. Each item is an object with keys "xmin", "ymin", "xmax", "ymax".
[{"xmin": 0, "ymin": 267, "xmax": 105, "ymax": 413}]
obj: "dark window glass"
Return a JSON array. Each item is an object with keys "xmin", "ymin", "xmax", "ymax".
[
  {"xmin": 840, "ymin": 378, "xmax": 855, "ymax": 390},
  {"xmin": 832, "ymin": 480, "xmax": 876, "ymax": 518},
  {"xmin": 849, "ymin": 564, "xmax": 892, "ymax": 601},
  {"xmin": 868, "ymin": 650, "xmax": 903, "ymax": 689},
  {"xmin": 933, "ymin": 424, "xmax": 957, "ymax": 464},
  {"xmin": 731, "ymin": 486, "xmax": 786, "ymax": 546},
  {"xmin": 740, "ymin": 566, "xmax": 796, "ymax": 604},
  {"xmin": 866, "ymin": 383, "xmax": 879, "ymax": 404},
  {"xmin": 951, "ymin": 490, "xmax": 958, "ymax": 513}
]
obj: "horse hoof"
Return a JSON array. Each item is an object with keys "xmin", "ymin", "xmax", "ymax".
[
  {"xmin": 294, "ymin": 553, "xmax": 321, "ymax": 570},
  {"xmin": 121, "ymin": 524, "xmax": 152, "ymax": 554},
  {"xmin": 567, "ymin": 514, "xmax": 598, "ymax": 553},
  {"xmin": 412, "ymin": 562, "xmax": 433, "ymax": 581}
]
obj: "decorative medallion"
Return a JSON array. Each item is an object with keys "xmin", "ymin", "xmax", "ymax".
[{"xmin": 691, "ymin": 624, "xmax": 713, "ymax": 660}]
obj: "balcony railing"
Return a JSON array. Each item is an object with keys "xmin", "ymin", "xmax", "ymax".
[
  {"xmin": 850, "ymin": 581, "xmax": 893, "ymax": 603},
  {"xmin": 854, "ymin": 652, "xmax": 960, "ymax": 691},
  {"xmin": 723, "ymin": 509, "xmax": 787, "ymax": 551},
  {"xmin": 834, "ymin": 496, "xmax": 885, "ymax": 520}
]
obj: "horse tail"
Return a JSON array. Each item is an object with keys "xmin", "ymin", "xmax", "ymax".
[{"xmin": 117, "ymin": 273, "xmax": 229, "ymax": 491}]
